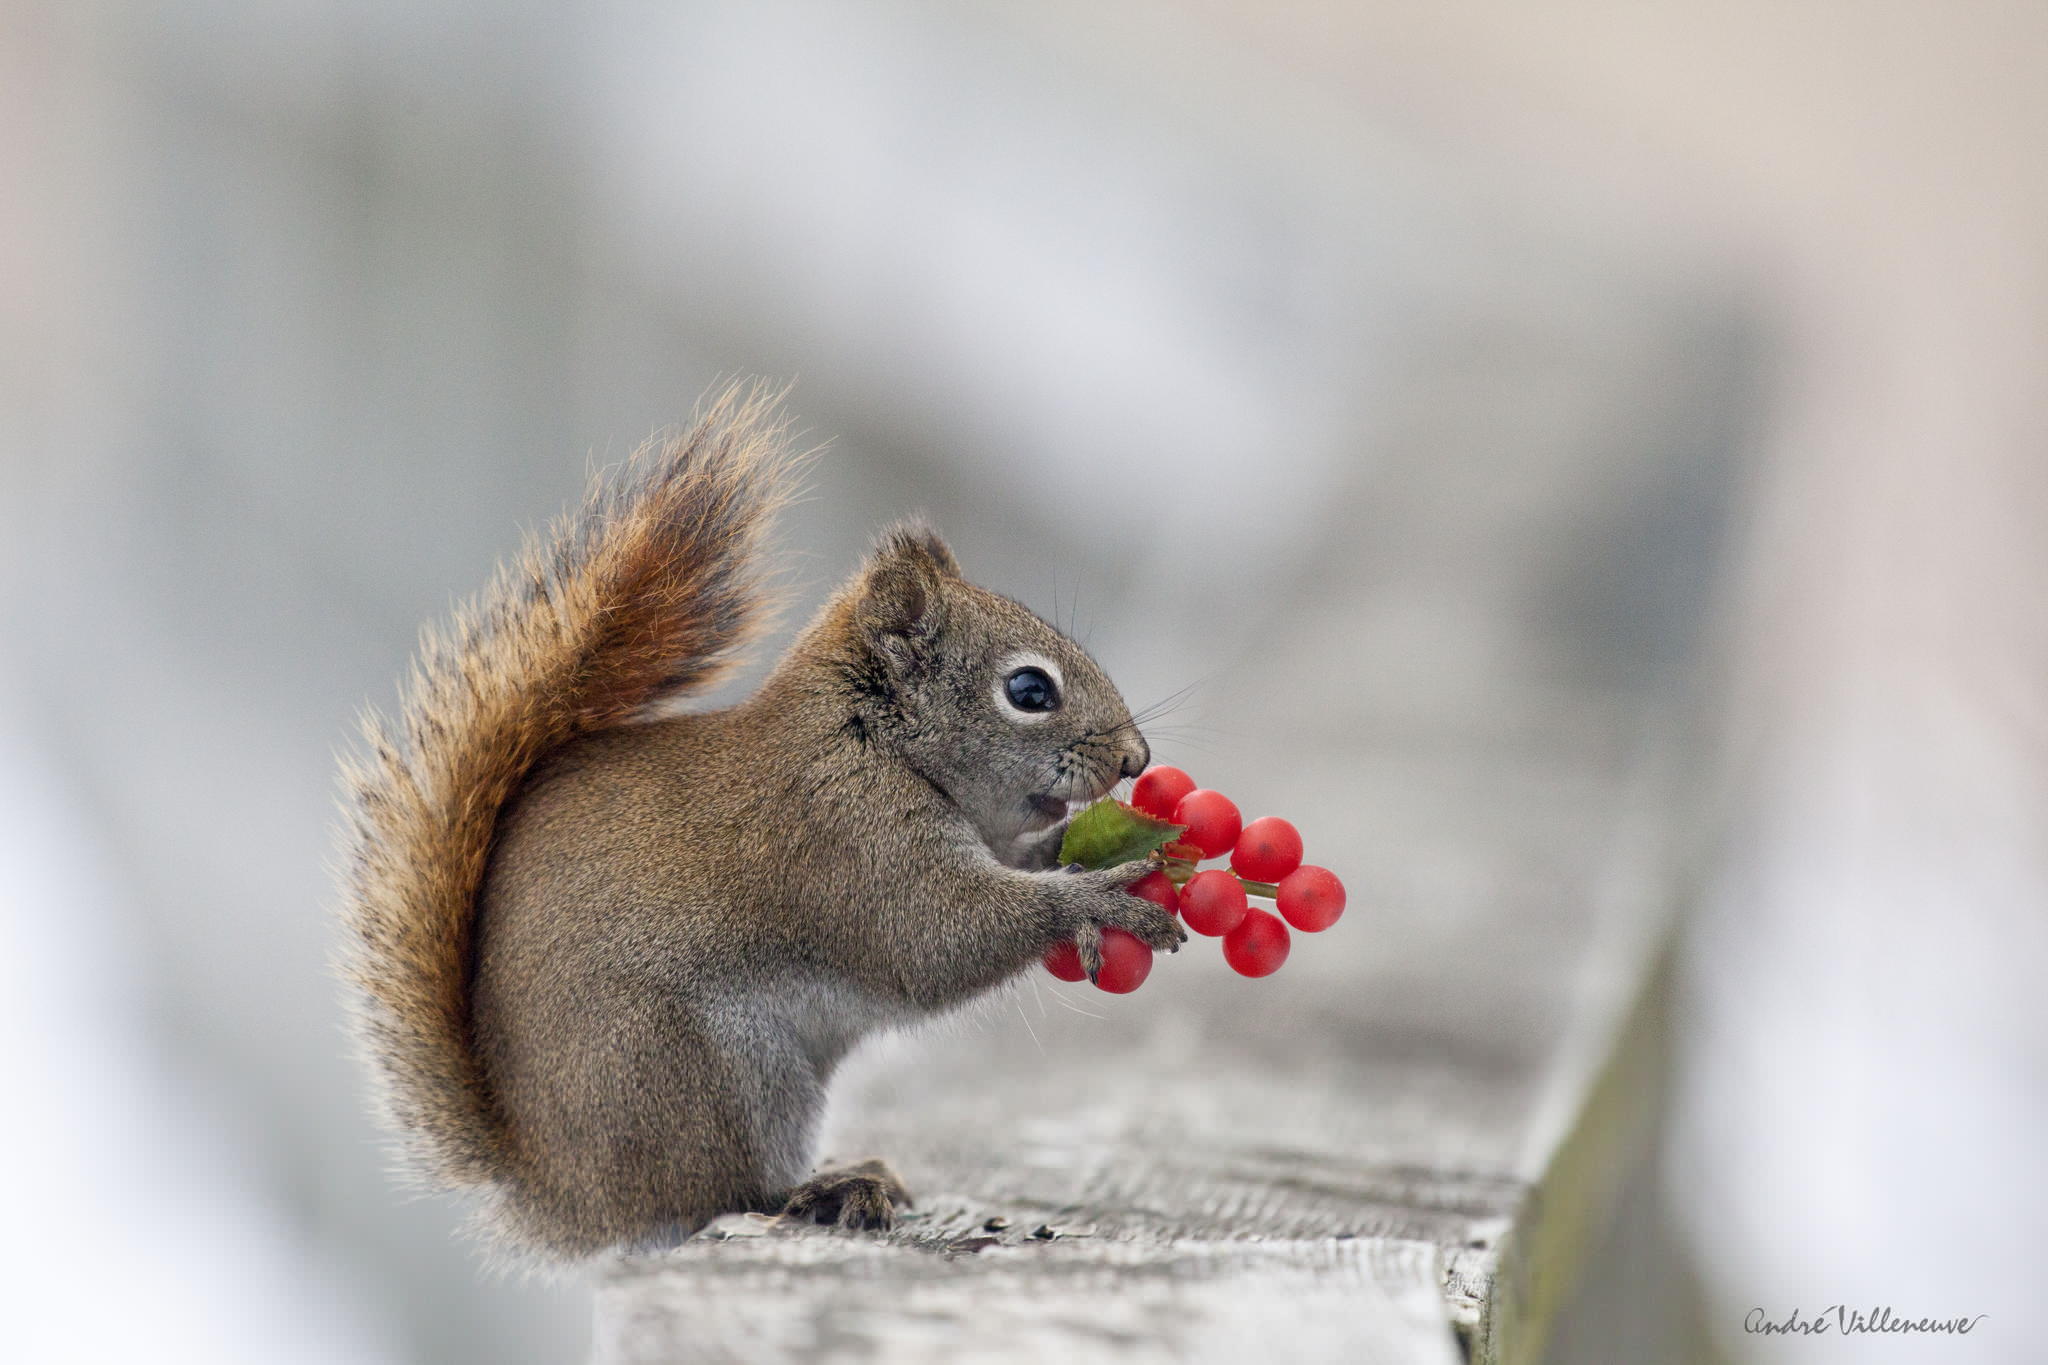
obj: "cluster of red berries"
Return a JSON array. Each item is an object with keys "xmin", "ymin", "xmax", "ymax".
[{"xmin": 1044, "ymin": 765, "xmax": 1347, "ymax": 994}]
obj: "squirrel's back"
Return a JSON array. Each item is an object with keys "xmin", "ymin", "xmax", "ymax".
[{"xmin": 335, "ymin": 385, "xmax": 803, "ymax": 1204}]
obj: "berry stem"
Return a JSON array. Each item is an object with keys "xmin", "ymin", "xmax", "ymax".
[{"xmin": 1156, "ymin": 854, "xmax": 1276, "ymax": 899}]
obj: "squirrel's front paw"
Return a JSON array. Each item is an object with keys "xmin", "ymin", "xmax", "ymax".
[{"xmin": 1059, "ymin": 863, "xmax": 1188, "ymax": 967}]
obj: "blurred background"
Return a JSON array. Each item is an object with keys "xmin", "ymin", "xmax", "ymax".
[{"xmin": 3, "ymin": 1, "xmax": 2042, "ymax": 1361}]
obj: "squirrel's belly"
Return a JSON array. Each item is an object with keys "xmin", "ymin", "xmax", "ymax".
[{"xmin": 697, "ymin": 976, "xmax": 909, "ymax": 1190}]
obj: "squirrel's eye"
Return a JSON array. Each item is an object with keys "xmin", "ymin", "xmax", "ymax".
[{"xmin": 1004, "ymin": 667, "xmax": 1059, "ymax": 712}]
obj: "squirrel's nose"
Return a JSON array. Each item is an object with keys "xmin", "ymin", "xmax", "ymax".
[{"xmin": 1120, "ymin": 738, "xmax": 1150, "ymax": 780}]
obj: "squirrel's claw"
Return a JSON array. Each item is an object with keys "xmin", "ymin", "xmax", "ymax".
[{"xmin": 1073, "ymin": 923, "xmax": 1107, "ymax": 984}]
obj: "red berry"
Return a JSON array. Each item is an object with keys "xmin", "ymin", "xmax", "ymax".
[
  {"xmin": 1093, "ymin": 927, "xmax": 1154, "ymax": 993},
  {"xmin": 1222, "ymin": 908, "xmax": 1290, "ymax": 977},
  {"xmin": 1043, "ymin": 940, "xmax": 1086, "ymax": 981},
  {"xmin": 1128, "ymin": 868, "xmax": 1180, "ymax": 916},
  {"xmin": 1179, "ymin": 868, "xmax": 1249, "ymax": 936},
  {"xmin": 1276, "ymin": 865, "xmax": 1346, "ymax": 932},
  {"xmin": 1132, "ymin": 765, "xmax": 1197, "ymax": 821},
  {"xmin": 1230, "ymin": 816, "xmax": 1303, "ymax": 883},
  {"xmin": 1172, "ymin": 789, "xmax": 1242, "ymax": 859}
]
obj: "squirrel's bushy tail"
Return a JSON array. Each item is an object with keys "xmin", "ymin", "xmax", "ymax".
[{"xmin": 337, "ymin": 383, "xmax": 803, "ymax": 1193}]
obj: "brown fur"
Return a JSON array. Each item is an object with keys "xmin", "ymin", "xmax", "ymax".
[{"xmin": 338, "ymin": 388, "xmax": 1182, "ymax": 1263}]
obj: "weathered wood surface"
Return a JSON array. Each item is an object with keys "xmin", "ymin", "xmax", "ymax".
[{"xmin": 593, "ymin": 693, "xmax": 1684, "ymax": 1364}]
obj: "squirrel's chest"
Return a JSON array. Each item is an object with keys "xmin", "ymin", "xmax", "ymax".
[
  {"xmin": 705, "ymin": 974, "xmax": 909, "ymax": 1078},
  {"xmin": 782, "ymin": 977, "xmax": 913, "ymax": 1072}
]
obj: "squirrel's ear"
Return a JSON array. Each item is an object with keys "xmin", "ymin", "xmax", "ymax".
[
  {"xmin": 877, "ymin": 520, "xmax": 960, "ymax": 578},
  {"xmin": 854, "ymin": 522, "xmax": 956, "ymax": 657}
]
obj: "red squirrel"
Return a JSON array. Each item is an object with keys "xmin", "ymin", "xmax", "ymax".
[{"xmin": 337, "ymin": 387, "xmax": 1183, "ymax": 1262}]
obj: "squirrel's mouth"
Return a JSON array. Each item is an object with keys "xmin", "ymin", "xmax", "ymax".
[
  {"xmin": 1003, "ymin": 763, "xmax": 1116, "ymax": 869},
  {"xmin": 1022, "ymin": 793, "xmax": 1076, "ymax": 832},
  {"xmin": 1001, "ymin": 792, "xmax": 1082, "ymax": 871},
  {"xmin": 1022, "ymin": 760, "xmax": 1121, "ymax": 834}
]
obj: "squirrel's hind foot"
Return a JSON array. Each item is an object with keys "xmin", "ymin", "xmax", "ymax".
[{"xmin": 779, "ymin": 1157, "xmax": 912, "ymax": 1231}]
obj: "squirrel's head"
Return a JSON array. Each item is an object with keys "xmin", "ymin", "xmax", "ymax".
[{"xmin": 841, "ymin": 522, "xmax": 1149, "ymax": 866}]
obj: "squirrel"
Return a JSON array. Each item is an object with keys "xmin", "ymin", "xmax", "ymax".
[{"xmin": 336, "ymin": 385, "xmax": 1185, "ymax": 1264}]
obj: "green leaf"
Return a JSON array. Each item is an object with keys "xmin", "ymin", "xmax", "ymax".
[{"xmin": 1057, "ymin": 799, "xmax": 1187, "ymax": 870}]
